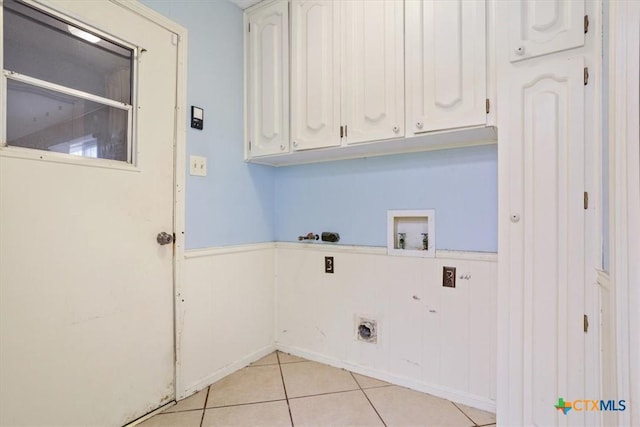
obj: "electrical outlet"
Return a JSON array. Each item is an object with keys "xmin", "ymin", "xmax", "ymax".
[
  {"xmin": 189, "ymin": 155, "xmax": 207, "ymax": 176},
  {"xmin": 443, "ymin": 266, "xmax": 456, "ymax": 288},
  {"xmin": 325, "ymin": 256, "xmax": 334, "ymax": 274}
]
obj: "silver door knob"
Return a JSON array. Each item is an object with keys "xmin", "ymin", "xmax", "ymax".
[
  {"xmin": 393, "ymin": 126, "xmax": 400, "ymax": 133},
  {"xmin": 510, "ymin": 213, "xmax": 521, "ymax": 223},
  {"xmin": 157, "ymin": 232, "xmax": 174, "ymax": 245},
  {"xmin": 416, "ymin": 121, "xmax": 423, "ymax": 129}
]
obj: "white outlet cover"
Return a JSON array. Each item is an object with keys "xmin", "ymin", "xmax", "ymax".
[{"xmin": 189, "ymin": 155, "xmax": 207, "ymax": 177}]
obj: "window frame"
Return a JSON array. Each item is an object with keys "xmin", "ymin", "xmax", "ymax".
[{"xmin": 0, "ymin": 0, "xmax": 142, "ymax": 169}]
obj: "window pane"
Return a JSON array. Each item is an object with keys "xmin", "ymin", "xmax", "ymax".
[
  {"xmin": 6, "ymin": 79, "xmax": 129, "ymax": 162},
  {"xmin": 3, "ymin": 0, "xmax": 133, "ymax": 104}
]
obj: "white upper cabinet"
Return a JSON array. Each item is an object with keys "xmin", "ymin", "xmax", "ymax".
[
  {"xmin": 341, "ymin": 0, "xmax": 404, "ymax": 145},
  {"xmin": 246, "ymin": 0, "xmax": 497, "ymax": 166},
  {"xmin": 290, "ymin": 0, "xmax": 341, "ymax": 151},
  {"xmin": 291, "ymin": 0, "xmax": 404, "ymax": 149},
  {"xmin": 406, "ymin": 0, "xmax": 487, "ymax": 135},
  {"xmin": 245, "ymin": 0, "xmax": 289, "ymax": 158},
  {"xmin": 509, "ymin": 0, "xmax": 585, "ymax": 62}
]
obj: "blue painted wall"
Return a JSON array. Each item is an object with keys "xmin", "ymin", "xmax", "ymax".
[
  {"xmin": 141, "ymin": 0, "xmax": 275, "ymax": 249},
  {"xmin": 274, "ymin": 145, "xmax": 498, "ymax": 252},
  {"xmin": 142, "ymin": 1, "xmax": 498, "ymax": 253}
]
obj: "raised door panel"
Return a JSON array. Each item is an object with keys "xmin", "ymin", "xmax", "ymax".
[
  {"xmin": 291, "ymin": 0, "xmax": 341, "ymax": 150},
  {"xmin": 247, "ymin": 1, "xmax": 289, "ymax": 158},
  {"xmin": 341, "ymin": 0, "xmax": 404, "ymax": 145},
  {"xmin": 509, "ymin": 0, "xmax": 585, "ymax": 62},
  {"xmin": 508, "ymin": 56, "xmax": 585, "ymax": 426},
  {"xmin": 406, "ymin": 0, "xmax": 486, "ymax": 135}
]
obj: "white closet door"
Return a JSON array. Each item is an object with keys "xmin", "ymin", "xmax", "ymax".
[
  {"xmin": 509, "ymin": 0, "xmax": 585, "ymax": 62},
  {"xmin": 290, "ymin": 0, "xmax": 341, "ymax": 150},
  {"xmin": 246, "ymin": 0, "xmax": 289, "ymax": 158},
  {"xmin": 507, "ymin": 55, "xmax": 585, "ymax": 426},
  {"xmin": 405, "ymin": 0, "xmax": 486, "ymax": 135},
  {"xmin": 341, "ymin": 0, "xmax": 404, "ymax": 145}
]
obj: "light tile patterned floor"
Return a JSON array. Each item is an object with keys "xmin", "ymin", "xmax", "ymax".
[{"xmin": 139, "ymin": 351, "xmax": 496, "ymax": 427}]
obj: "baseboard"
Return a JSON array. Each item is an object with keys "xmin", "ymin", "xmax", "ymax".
[
  {"xmin": 276, "ymin": 343, "xmax": 496, "ymax": 414},
  {"xmin": 181, "ymin": 343, "xmax": 277, "ymax": 397}
]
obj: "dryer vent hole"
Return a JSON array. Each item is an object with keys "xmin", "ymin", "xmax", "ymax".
[
  {"xmin": 357, "ymin": 319, "xmax": 377, "ymax": 344},
  {"xmin": 359, "ymin": 324, "xmax": 372, "ymax": 339}
]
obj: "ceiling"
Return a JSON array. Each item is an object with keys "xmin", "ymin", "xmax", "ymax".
[{"xmin": 229, "ymin": 0, "xmax": 262, "ymax": 10}]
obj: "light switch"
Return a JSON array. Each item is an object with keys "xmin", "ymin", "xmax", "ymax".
[{"xmin": 189, "ymin": 155, "xmax": 207, "ymax": 177}]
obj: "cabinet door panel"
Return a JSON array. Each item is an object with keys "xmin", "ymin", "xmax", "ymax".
[
  {"xmin": 291, "ymin": 0, "xmax": 341, "ymax": 150},
  {"xmin": 507, "ymin": 56, "xmax": 585, "ymax": 426},
  {"xmin": 406, "ymin": 0, "xmax": 486, "ymax": 134},
  {"xmin": 341, "ymin": 0, "xmax": 404, "ymax": 145},
  {"xmin": 247, "ymin": 1, "xmax": 289, "ymax": 158},
  {"xmin": 509, "ymin": 0, "xmax": 585, "ymax": 62}
]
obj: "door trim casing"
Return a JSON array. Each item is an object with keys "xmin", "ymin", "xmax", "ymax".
[{"xmin": 607, "ymin": 1, "xmax": 640, "ymax": 425}]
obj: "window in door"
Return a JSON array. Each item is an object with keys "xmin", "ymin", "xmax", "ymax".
[{"xmin": 2, "ymin": 0, "xmax": 136, "ymax": 163}]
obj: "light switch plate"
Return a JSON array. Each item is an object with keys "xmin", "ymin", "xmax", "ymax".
[{"xmin": 190, "ymin": 155, "xmax": 207, "ymax": 176}]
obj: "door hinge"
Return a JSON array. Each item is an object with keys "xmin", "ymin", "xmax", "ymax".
[
  {"xmin": 584, "ymin": 15, "xmax": 589, "ymax": 34},
  {"xmin": 248, "ymin": 140, "xmax": 251, "ymax": 151},
  {"xmin": 345, "ymin": 125, "xmax": 348, "ymax": 138},
  {"xmin": 584, "ymin": 67, "xmax": 589, "ymax": 86},
  {"xmin": 486, "ymin": 98, "xmax": 490, "ymax": 114},
  {"xmin": 584, "ymin": 191, "xmax": 589, "ymax": 209},
  {"xmin": 248, "ymin": 22, "xmax": 250, "ymax": 32},
  {"xmin": 584, "ymin": 314, "xmax": 589, "ymax": 333},
  {"xmin": 171, "ymin": 34, "xmax": 179, "ymax": 45},
  {"xmin": 340, "ymin": 125, "xmax": 344, "ymax": 138}
]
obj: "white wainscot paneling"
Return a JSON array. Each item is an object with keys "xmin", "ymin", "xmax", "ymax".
[
  {"xmin": 180, "ymin": 244, "xmax": 276, "ymax": 396},
  {"xmin": 275, "ymin": 244, "xmax": 497, "ymax": 411}
]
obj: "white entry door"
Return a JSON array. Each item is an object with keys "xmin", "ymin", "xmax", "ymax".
[{"xmin": 0, "ymin": 1, "xmax": 179, "ymax": 425}]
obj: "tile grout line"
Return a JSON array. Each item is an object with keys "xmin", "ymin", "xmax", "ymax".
[
  {"xmin": 287, "ymin": 387, "xmax": 363, "ymax": 401},
  {"xmin": 162, "ymin": 385, "xmax": 392, "ymax": 414},
  {"xmin": 205, "ymin": 398, "xmax": 288, "ymax": 410},
  {"xmin": 349, "ymin": 371, "xmax": 387, "ymax": 427},
  {"xmin": 158, "ymin": 407, "xmax": 205, "ymax": 415},
  {"xmin": 199, "ymin": 386, "xmax": 211, "ymax": 427},
  {"xmin": 247, "ymin": 359, "xmax": 307, "ymax": 368},
  {"xmin": 276, "ymin": 352, "xmax": 295, "ymax": 427},
  {"xmin": 451, "ymin": 401, "xmax": 479, "ymax": 426},
  {"xmin": 361, "ymin": 384, "xmax": 394, "ymax": 390}
]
